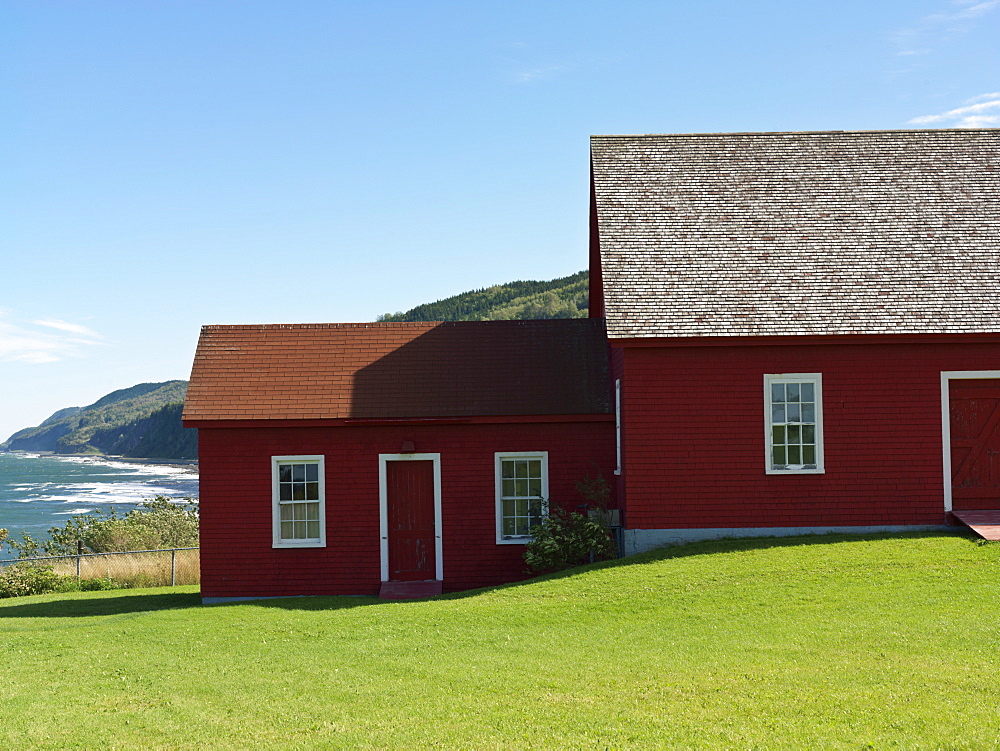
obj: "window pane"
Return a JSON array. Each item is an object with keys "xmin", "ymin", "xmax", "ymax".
[
  {"xmin": 279, "ymin": 485, "xmax": 292, "ymax": 501},
  {"xmin": 773, "ymin": 446, "xmax": 786, "ymax": 466},
  {"xmin": 501, "ymin": 479, "xmax": 515, "ymax": 498},
  {"xmin": 802, "ymin": 403, "xmax": 815, "ymax": 423},
  {"xmin": 788, "ymin": 445, "xmax": 801, "ymax": 464},
  {"xmin": 502, "ymin": 499, "xmax": 515, "ymax": 518},
  {"xmin": 515, "ymin": 518, "xmax": 528, "ymax": 536},
  {"xmin": 307, "ymin": 521, "xmax": 320, "ymax": 538},
  {"xmin": 501, "ymin": 461, "xmax": 514, "ymax": 479},
  {"xmin": 803, "ymin": 445, "xmax": 816, "ymax": 464},
  {"xmin": 306, "ymin": 503, "xmax": 319, "ymax": 521},
  {"xmin": 772, "ymin": 404, "xmax": 785, "ymax": 423},
  {"xmin": 787, "ymin": 383, "xmax": 800, "ymax": 402},
  {"xmin": 803, "ymin": 424, "xmax": 815, "ymax": 443},
  {"xmin": 502, "ymin": 518, "xmax": 515, "ymax": 536},
  {"xmin": 281, "ymin": 521, "xmax": 293, "ymax": 539},
  {"xmin": 787, "ymin": 404, "xmax": 801, "ymax": 423},
  {"xmin": 528, "ymin": 500, "xmax": 543, "ymax": 523},
  {"xmin": 292, "ymin": 484, "xmax": 306, "ymax": 501},
  {"xmin": 773, "ymin": 425, "xmax": 785, "ymax": 444},
  {"xmin": 515, "ymin": 461, "xmax": 528, "ymax": 479},
  {"xmin": 528, "ymin": 479, "xmax": 542, "ymax": 497},
  {"xmin": 801, "ymin": 383, "xmax": 814, "ymax": 402},
  {"xmin": 528, "ymin": 460, "xmax": 541, "ymax": 477},
  {"xmin": 280, "ymin": 504, "xmax": 293, "ymax": 521},
  {"xmin": 279, "ymin": 465, "xmax": 292, "ymax": 482},
  {"xmin": 788, "ymin": 424, "xmax": 801, "ymax": 444},
  {"xmin": 515, "ymin": 479, "xmax": 528, "ymax": 497},
  {"xmin": 294, "ymin": 520, "xmax": 307, "ymax": 538},
  {"xmin": 305, "ymin": 463, "xmax": 318, "ymax": 482},
  {"xmin": 771, "ymin": 384, "xmax": 785, "ymax": 403},
  {"xmin": 292, "ymin": 464, "xmax": 305, "ymax": 482},
  {"xmin": 515, "ymin": 499, "xmax": 528, "ymax": 517},
  {"xmin": 305, "ymin": 482, "xmax": 319, "ymax": 500}
]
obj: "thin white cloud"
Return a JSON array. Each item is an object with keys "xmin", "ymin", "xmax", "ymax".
[
  {"xmin": 891, "ymin": 0, "xmax": 999, "ymax": 55},
  {"xmin": 909, "ymin": 92, "xmax": 1000, "ymax": 126},
  {"xmin": 0, "ymin": 314, "xmax": 107, "ymax": 364},
  {"xmin": 32, "ymin": 319, "xmax": 103, "ymax": 338},
  {"xmin": 511, "ymin": 64, "xmax": 572, "ymax": 84}
]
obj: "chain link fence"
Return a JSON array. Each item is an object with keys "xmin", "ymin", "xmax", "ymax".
[{"xmin": 0, "ymin": 548, "xmax": 199, "ymax": 587}]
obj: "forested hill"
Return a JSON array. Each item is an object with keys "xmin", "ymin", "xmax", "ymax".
[
  {"xmin": 2, "ymin": 381, "xmax": 196, "ymax": 459},
  {"xmin": 377, "ymin": 270, "xmax": 588, "ymax": 322}
]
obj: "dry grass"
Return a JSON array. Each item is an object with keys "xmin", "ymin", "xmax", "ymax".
[{"xmin": 48, "ymin": 548, "xmax": 199, "ymax": 587}]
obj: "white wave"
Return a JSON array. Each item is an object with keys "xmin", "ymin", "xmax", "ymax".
[
  {"xmin": 54, "ymin": 508, "xmax": 94, "ymax": 515},
  {"xmin": 50, "ymin": 455, "xmax": 197, "ymax": 478}
]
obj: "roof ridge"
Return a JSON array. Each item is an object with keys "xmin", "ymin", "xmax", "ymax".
[{"xmin": 591, "ymin": 128, "xmax": 1000, "ymax": 139}]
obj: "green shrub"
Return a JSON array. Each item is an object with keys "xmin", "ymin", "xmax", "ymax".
[
  {"xmin": 524, "ymin": 510, "xmax": 616, "ymax": 574},
  {"xmin": 0, "ymin": 564, "xmax": 123, "ymax": 599},
  {"xmin": 79, "ymin": 577, "xmax": 120, "ymax": 592},
  {"xmin": 5, "ymin": 496, "xmax": 198, "ymax": 558},
  {"xmin": 0, "ymin": 565, "xmax": 77, "ymax": 599}
]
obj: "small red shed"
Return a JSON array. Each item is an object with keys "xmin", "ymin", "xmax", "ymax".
[
  {"xmin": 590, "ymin": 128, "xmax": 1000, "ymax": 552},
  {"xmin": 183, "ymin": 319, "xmax": 615, "ymax": 600}
]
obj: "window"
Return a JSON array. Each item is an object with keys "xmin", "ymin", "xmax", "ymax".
[
  {"xmin": 495, "ymin": 452, "xmax": 548, "ymax": 543},
  {"xmin": 764, "ymin": 375, "xmax": 824, "ymax": 474},
  {"xmin": 272, "ymin": 455, "xmax": 326, "ymax": 547}
]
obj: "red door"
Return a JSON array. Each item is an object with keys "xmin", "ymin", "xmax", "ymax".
[
  {"xmin": 950, "ymin": 379, "xmax": 1000, "ymax": 510},
  {"xmin": 386, "ymin": 460, "xmax": 436, "ymax": 581}
]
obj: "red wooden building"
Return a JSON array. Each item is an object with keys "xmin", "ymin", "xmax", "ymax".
[
  {"xmin": 182, "ymin": 320, "xmax": 614, "ymax": 600},
  {"xmin": 590, "ymin": 128, "xmax": 1000, "ymax": 553},
  {"xmin": 185, "ymin": 128, "xmax": 1000, "ymax": 599}
]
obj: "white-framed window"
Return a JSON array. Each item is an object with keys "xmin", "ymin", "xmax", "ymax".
[
  {"xmin": 272, "ymin": 455, "xmax": 326, "ymax": 548},
  {"xmin": 495, "ymin": 452, "xmax": 548, "ymax": 544},
  {"xmin": 764, "ymin": 374, "xmax": 824, "ymax": 474}
]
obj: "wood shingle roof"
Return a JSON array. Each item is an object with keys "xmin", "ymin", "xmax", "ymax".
[
  {"xmin": 591, "ymin": 129, "xmax": 1000, "ymax": 339},
  {"xmin": 182, "ymin": 319, "xmax": 610, "ymax": 422}
]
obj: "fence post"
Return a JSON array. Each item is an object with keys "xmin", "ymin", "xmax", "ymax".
[
  {"xmin": 171, "ymin": 549, "xmax": 176, "ymax": 586},
  {"xmin": 76, "ymin": 540, "xmax": 83, "ymax": 579}
]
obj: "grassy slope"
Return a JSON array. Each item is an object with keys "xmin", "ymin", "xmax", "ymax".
[{"xmin": 2, "ymin": 532, "xmax": 999, "ymax": 748}]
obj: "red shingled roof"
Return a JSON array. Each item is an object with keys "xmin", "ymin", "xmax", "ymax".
[{"xmin": 182, "ymin": 319, "xmax": 610, "ymax": 421}]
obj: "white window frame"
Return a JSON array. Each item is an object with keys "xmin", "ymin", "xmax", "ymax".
[
  {"xmin": 764, "ymin": 374, "xmax": 824, "ymax": 475},
  {"xmin": 495, "ymin": 451, "xmax": 549, "ymax": 544},
  {"xmin": 271, "ymin": 455, "xmax": 326, "ymax": 548}
]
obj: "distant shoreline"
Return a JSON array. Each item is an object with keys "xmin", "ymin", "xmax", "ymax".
[{"xmin": 1, "ymin": 450, "xmax": 198, "ymax": 473}]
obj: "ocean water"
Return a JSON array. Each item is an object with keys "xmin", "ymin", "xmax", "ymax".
[{"xmin": 0, "ymin": 452, "xmax": 199, "ymax": 544}]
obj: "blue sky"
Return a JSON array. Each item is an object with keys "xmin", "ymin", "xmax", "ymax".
[{"xmin": 2, "ymin": 0, "xmax": 998, "ymax": 441}]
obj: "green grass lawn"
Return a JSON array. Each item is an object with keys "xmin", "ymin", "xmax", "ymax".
[{"xmin": 2, "ymin": 532, "xmax": 999, "ymax": 749}]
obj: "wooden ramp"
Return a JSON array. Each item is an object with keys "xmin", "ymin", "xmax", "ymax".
[
  {"xmin": 378, "ymin": 580, "xmax": 443, "ymax": 600},
  {"xmin": 951, "ymin": 510, "xmax": 1000, "ymax": 541}
]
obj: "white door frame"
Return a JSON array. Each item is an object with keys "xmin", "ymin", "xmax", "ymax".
[
  {"xmin": 940, "ymin": 371, "xmax": 1000, "ymax": 512},
  {"xmin": 378, "ymin": 453, "xmax": 443, "ymax": 582}
]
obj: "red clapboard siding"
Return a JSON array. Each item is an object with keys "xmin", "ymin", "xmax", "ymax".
[
  {"xmin": 197, "ymin": 420, "xmax": 615, "ymax": 598},
  {"xmin": 616, "ymin": 340, "xmax": 1000, "ymax": 530}
]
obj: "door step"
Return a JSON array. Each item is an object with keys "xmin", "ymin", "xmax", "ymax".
[
  {"xmin": 379, "ymin": 580, "xmax": 443, "ymax": 600},
  {"xmin": 951, "ymin": 510, "xmax": 1000, "ymax": 541}
]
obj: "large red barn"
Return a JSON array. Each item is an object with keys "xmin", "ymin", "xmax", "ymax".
[{"xmin": 590, "ymin": 129, "xmax": 1000, "ymax": 552}]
